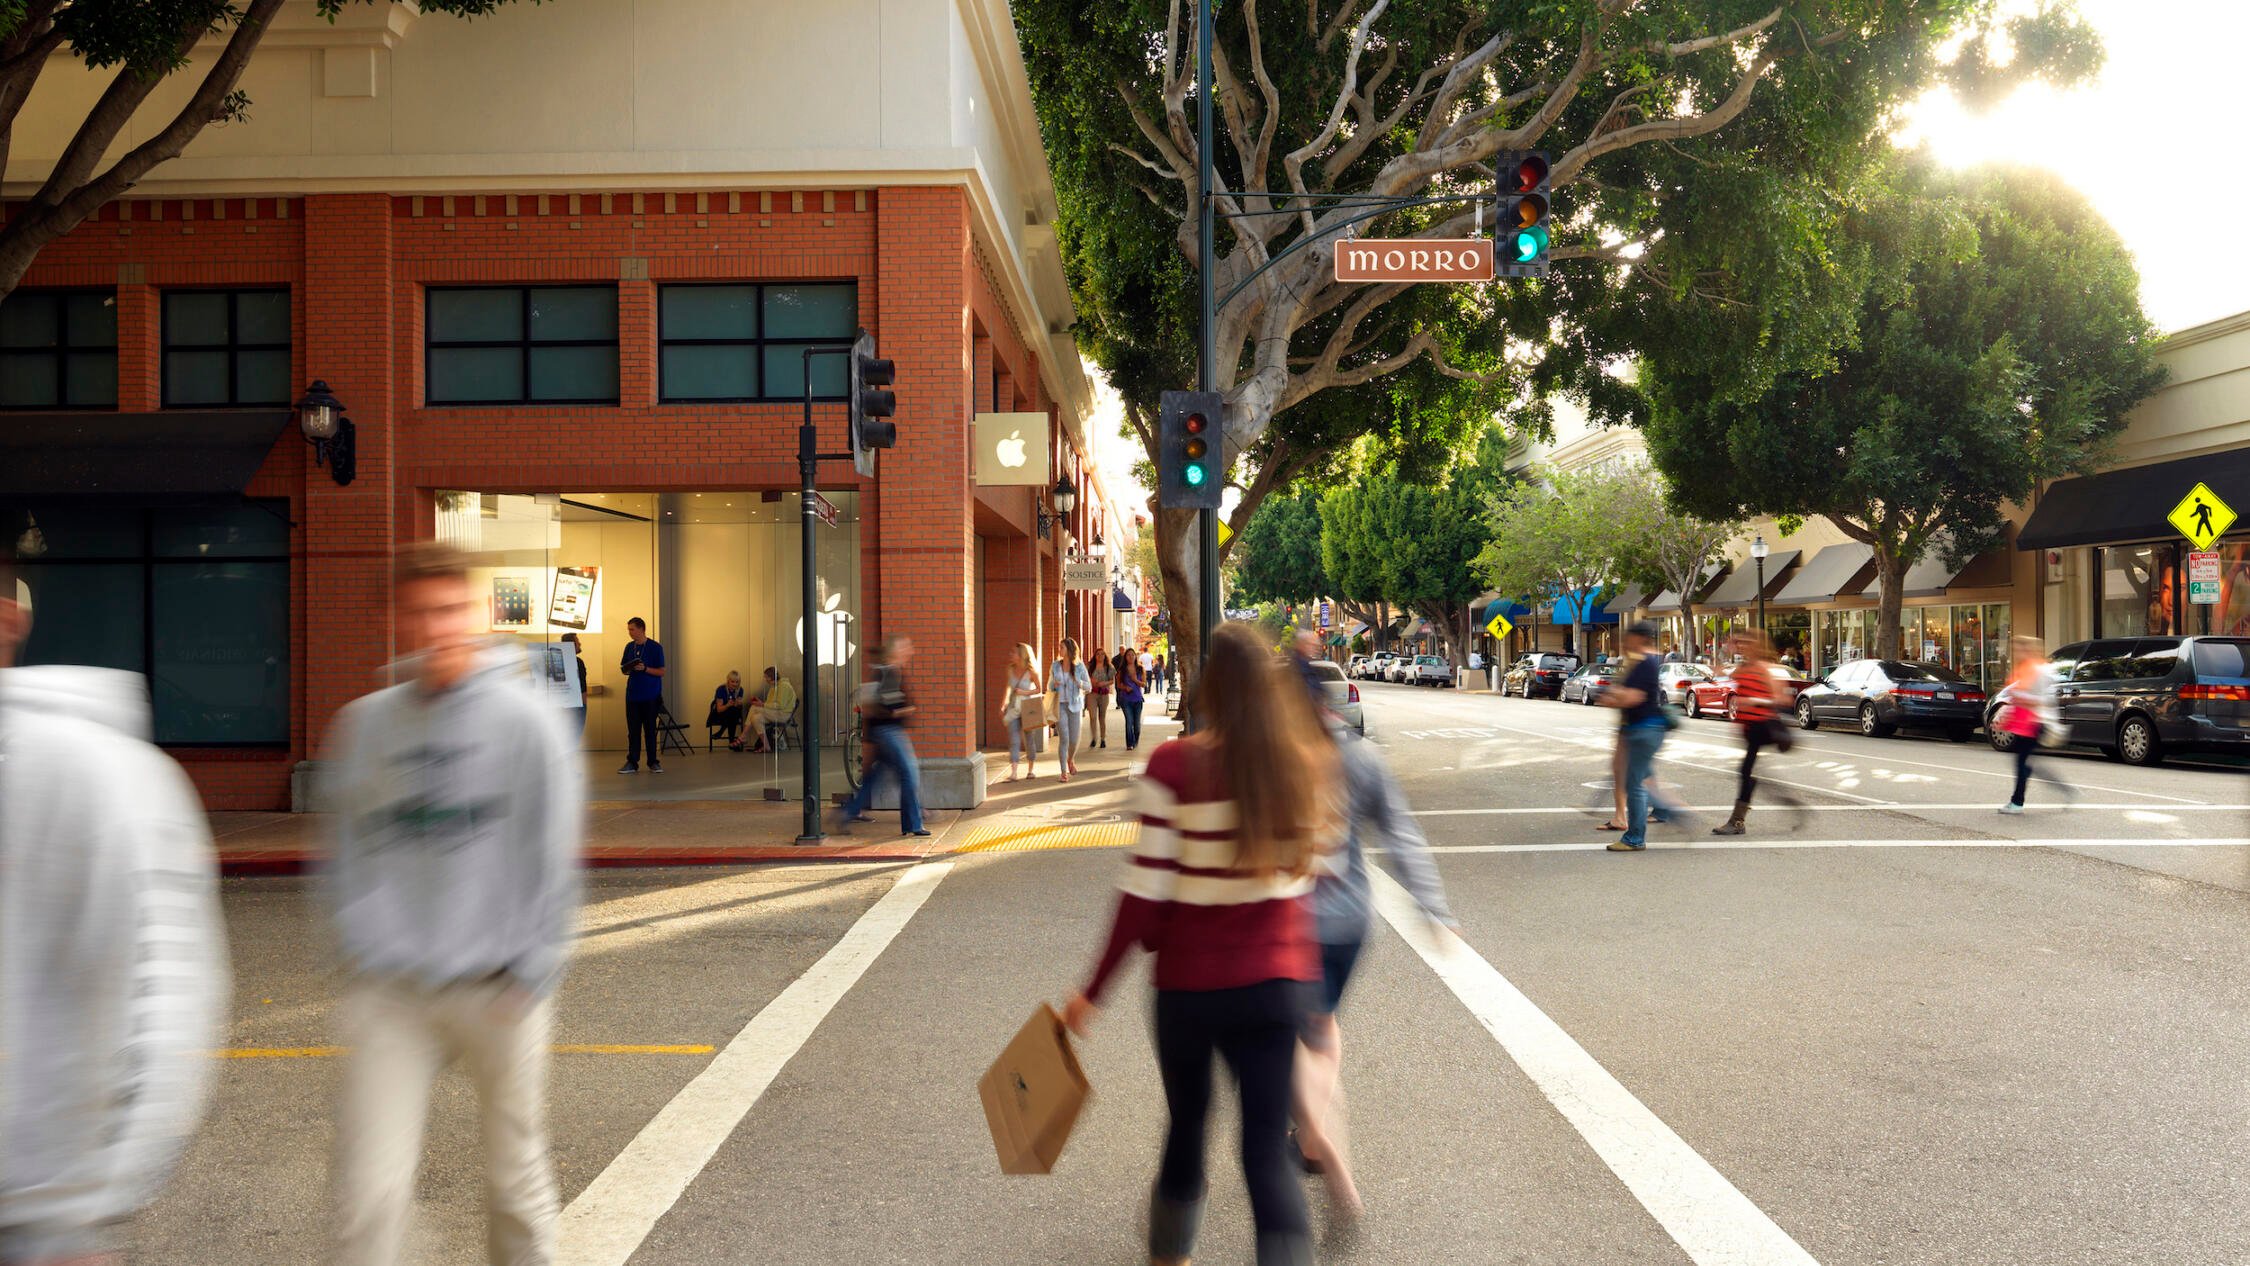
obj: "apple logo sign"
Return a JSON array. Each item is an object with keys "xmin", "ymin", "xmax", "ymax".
[{"xmin": 996, "ymin": 430, "xmax": 1028, "ymax": 468}]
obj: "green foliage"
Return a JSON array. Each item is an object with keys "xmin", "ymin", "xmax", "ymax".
[
  {"xmin": 1477, "ymin": 463, "xmax": 1638, "ymax": 645},
  {"xmin": 1232, "ymin": 490, "xmax": 1328, "ymax": 606},
  {"xmin": 1318, "ymin": 430, "xmax": 1511, "ymax": 661}
]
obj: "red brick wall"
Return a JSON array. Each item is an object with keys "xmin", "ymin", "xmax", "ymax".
[{"xmin": 14, "ymin": 185, "xmax": 1061, "ymax": 807}]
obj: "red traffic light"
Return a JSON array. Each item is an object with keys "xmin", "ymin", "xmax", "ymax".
[
  {"xmin": 1514, "ymin": 154, "xmax": 1549, "ymax": 193},
  {"xmin": 1184, "ymin": 412, "xmax": 1208, "ymax": 434}
]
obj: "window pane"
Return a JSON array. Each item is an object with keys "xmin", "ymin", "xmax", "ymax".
[
  {"xmin": 429, "ymin": 288, "xmax": 524, "ymax": 343},
  {"xmin": 234, "ymin": 349, "xmax": 293, "ymax": 404},
  {"xmin": 763, "ymin": 346, "xmax": 847, "ymax": 399},
  {"xmin": 234, "ymin": 290, "xmax": 289, "ymax": 344},
  {"xmin": 528, "ymin": 346, "xmax": 617, "ymax": 401},
  {"xmin": 14, "ymin": 505, "xmax": 142, "ymax": 557},
  {"xmin": 660, "ymin": 345, "xmax": 756, "ymax": 400},
  {"xmin": 528, "ymin": 286, "xmax": 616, "ymax": 342},
  {"xmin": 64, "ymin": 292, "xmax": 117, "ymax": 346},
  {"xmin": 428, "ymin": 347, "xmax": 524, "ymax": 402},
  {"xmin": 0, "ymin": 353, "xmax": 58, "ymax": 406},
  {"xmin": 1981, "ymin": 603, "xmax": 2011, "ymax": 693},
  {"xmin": 16, "ymin": 562, "xmax": 144, "ymax": 671},
  {"xmin": 661, "ymin": 285, "xmax": 756, "ymax": 340},
  {"xmin": 154, "ymin": 503, "xmax": 290, "ymax": 558},
  {"xmin": 65, "ymin": 351, "xmax": 117, "ymax": 406},
  {"xmin": 165, "ymin": 292, "xmax": 231, "ymax": 346},
  {"xmin": 152, "ymin": 560, "xmax": 289, "ymax": 744},
  {"xmin": 164, "ymin": 350, "xmax": 231, "ymax": 405},
  {"xmin": 0, "ymin": 293, "xmax": 59, "ymax": 348},
  {"xmin": 762, "ymin": 285, "xmax": 855, "ymax": 338}
]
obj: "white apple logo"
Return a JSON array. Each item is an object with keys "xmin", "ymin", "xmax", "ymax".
[{"xmin": 996, "ymin": 430, "xmax": 1028, "ymax": 468}]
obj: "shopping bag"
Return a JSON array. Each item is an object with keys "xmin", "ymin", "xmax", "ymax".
[{"xmin": 978, "ymin": 1004, "xmax": 1091, "ymax": 1175}]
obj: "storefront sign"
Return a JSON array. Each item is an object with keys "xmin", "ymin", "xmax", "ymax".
[
  {"xmin": 1334, "ymin": 238, "xmax": 1494, "ymax": 283},
  {"xmin": 1062, "ymin": 561, "xmax": 1105, "ymax": 590},
  {"xmin": 973, "ymin": 412, "xmax": 1050, "ymax": 486},
  {"xmin": 2168, "ymin": 481, "xmax": 2236, "ymax": 551},
  {"xmin": 2189, "ymin": 550, "xmax": 2221, "ymax": 604}
]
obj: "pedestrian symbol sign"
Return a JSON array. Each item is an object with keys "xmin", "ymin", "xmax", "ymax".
[
  {"xmin": 2168, "ymin": 483, "xmax": 2235, "ymax": 550},
  {"xmin": 1486, "ymin": 611, "xmax": 1513, "ymax": 640}
]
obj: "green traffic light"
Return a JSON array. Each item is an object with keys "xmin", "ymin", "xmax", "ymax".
[
  {"xmin": 1513, "ymin": 225, "xmax": 1550, "ymax": 263},
  {"xmin": 1184, "ymin": 464, "xmax": 1207, "ymax": 487}
]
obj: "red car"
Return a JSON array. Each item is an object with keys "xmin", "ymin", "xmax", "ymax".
[{"xmin": 1686, "ymin": 663, "xmax": 1809, "ymax": 720}]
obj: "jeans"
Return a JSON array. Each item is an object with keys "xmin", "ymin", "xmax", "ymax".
[
  {"xmin": 840, "ymin": 723, "xmax": 923, "ymax": 833},
  {"xmin": 1007, "ymin": 714, "xmax": 1033, "ymax": 764},
  {"xmin": 624, "ymin": 698, "xmax": 660, "ymax": 767},
  {"xmin": 1620, "ymin": 721, "xmax": 1675, "ymax": 846},
  {"xmin": 334, "ymin": 977, "xmax": 557, "ymax": 1266},
  {"xmin": 1151, "ymin": 981, "xmax": 1313, "ymax": 1266},
  {"xmin": 1088, "ymin": 692, "xmax": 1110, "ymax": 743},
  {"xmin": 1120, "ymin": 698, "xmax": 1144, "ymax": 749},
  {"xmin": 2011, "ymin": 742, "xmax": 2036, "ymax": 806},
  {"xmin": 1056, "ymin": 705, "xmax": 1082, "ymax": 761}
]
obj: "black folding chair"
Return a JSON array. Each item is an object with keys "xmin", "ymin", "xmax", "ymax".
[{"xmin": 654, "ymin": 700, "xmax": 695, "ymax": 758}]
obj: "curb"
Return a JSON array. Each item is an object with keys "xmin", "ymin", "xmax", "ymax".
[{"xmin": 220, "ymin": 847, "xmax": 941, "ymax": 877}]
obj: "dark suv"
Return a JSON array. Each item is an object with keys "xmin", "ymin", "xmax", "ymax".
[
  {"xmin": 1986, "ymin": 636, "xmax": 2250, "ymax": 766},
  {"xmin": 1503, "ymin": 652, "xmax": 1580, "ymax": 699}
]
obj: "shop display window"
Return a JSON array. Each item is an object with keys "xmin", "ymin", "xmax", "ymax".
[{"xmin": 2185, "ymin": 543, "xmax": 2250, "ymax": 637}]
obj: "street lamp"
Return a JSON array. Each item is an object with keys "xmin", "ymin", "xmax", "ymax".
[
  {"xmin": 1751, "ymin": 533, "xmax": 1769, "ymax": 640},
  {"xmin": 1038, "ymin": 473, "xmax": 1079, "ymax": 539},
  {"xmin": 297, "ymin": 379, "xmax": 356, "ymax": 486}
]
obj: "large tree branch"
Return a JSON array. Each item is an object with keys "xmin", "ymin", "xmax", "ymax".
[
  {"xmin": 1240, "ymin": 0, "xmax": 1285, "ymax": 205},
  {"xmin": 1552, "ymin": 45, "xmax": 1783, "ymax": 184},
  {"xmin": 1646, "ymin": 6, "xmax": 1785, "ymax": 58},
  {"xmin": 1414, "ymin": 32, "xmax": 1513, "ymax": 151},
  {"xmin": 1283, "ymin": 0, "xmax": 1388, "ymax": 233}
]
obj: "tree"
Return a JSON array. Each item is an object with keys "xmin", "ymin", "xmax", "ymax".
[
  {"xmin": 0, "ymin": 0, "xmax": 539, "ymax": 299},
  {"xmin": 1231, "ymin": 490, "xmax": 1328, "ymax": 607},
  {"xmin": 1017, "ymin": 0, "xmax": 2099, "ymax": 678},
  {"xmin": 1319, "ymin": 429, "xmax": 1507, "ymax": 668},
  {"xmin": 1477, "ymin": 464, "xmax": 1635, "ymax": 656},
  {"xmin": 1644, "ymin": 161, "xmax": 2166, "ymax": 658},
  {"xmin": 1607, "ymin": 460, "xmax": 1743, "ymax": 663}
]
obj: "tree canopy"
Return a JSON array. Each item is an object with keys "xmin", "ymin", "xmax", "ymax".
[
  {"xmin": 1605, "ymin": 460, "xmax": 1744, "ymax": 662},
  {"xmin": 1232, "ymin": 490, "xmax": 1329, "ymax": 607},
  {"xmin": 1644, "ymin": 161, "xmax": 2166, "ymax": 657},
  {"xmin": 0, "ymin": 0, "xmax": 541, "ymax": 296},
  {"xmin": 1477, "ymin": 462, "xmax": 1638, "ymax": 655}
]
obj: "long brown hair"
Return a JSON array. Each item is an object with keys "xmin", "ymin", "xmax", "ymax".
[{"xmin": 1195, "ymin": 621, "xmax": 1338, "ymax": 877}]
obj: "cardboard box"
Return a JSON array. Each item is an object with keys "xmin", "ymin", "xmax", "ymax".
[{"xmin": 979, "ymin": 1004, "xmax": 1091, "ymax": 1175}]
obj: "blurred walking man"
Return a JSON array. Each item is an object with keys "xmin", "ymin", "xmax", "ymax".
[
  {"xmin": 325, "ymin": 545, "xmax": 583, "ymax": 1266},
  {"xmin": 1, "ymin": 528, "xmax": 229, "ymax": 1266}
]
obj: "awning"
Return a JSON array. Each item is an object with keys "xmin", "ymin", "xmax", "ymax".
[
  {"xmin": 1704, "ymin": 549, "xmax": 1801, "ymax": 607},
  {"xmin": 1469, "ymin": 591, "xmax": 1506, "ymax": 624},
  {"xmin": 1771, "ymin": 543, "xmax": 1876, "ymax": 605},
  {"xmin": 2018, "ymin": 447, "xmax": 2250, "ymax": 550},
  {"xmin": 1551, "ymin": 587, "xmax": 1618, "ymax": 625},
  {"xmin": 1402, "ymin": 618, "xmax": 1428, "ymax": 639},
  {"xmin": 1111, "ymin": 585, "xmax": 1136, "ymax": 612},
  {"xmin": 1601, "ymin": 584, "xmax": 1647, "ymax": 617},
  {"xmin": 1898, "ymin": 533, "xmax": 1967, "ymax": 598},
  {"xmin": 0, "ymin": 410, "xmax": 292, "ymax": 499},
  {"xmin": 1645, "ymin": 562, "xmax": 1731, "ymax": 614}
]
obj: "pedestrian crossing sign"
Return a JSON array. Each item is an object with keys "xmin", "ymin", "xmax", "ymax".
[
  {"xmin": 1486, "ymin": 611, "xmax": 1513, "ymax": 639},
  {"xmin": 2168, "ymin": 482, "xmax": 2236, "ymax": 550}
]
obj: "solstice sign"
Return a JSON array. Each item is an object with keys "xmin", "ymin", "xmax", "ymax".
[{"xmin": 1334, "ymin": 238, "xmax": 1494, "ymax": 283}]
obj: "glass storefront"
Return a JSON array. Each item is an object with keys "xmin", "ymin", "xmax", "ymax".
[
  {"xmin": 2185, "ymin": 542, "xmax": 2250, "ymax": 637},
  {"xmin": 1810, "ymin": 602, "xmax": 2011, "ymax": 691},
  {"xmin": 2101, "ymin": 542, "xmax": 2181, "ymax": 636}
]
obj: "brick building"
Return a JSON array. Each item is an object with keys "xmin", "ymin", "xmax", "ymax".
[{"xmin": 1, "ymin": 0, "xmax": 1124, "ymax": 810}]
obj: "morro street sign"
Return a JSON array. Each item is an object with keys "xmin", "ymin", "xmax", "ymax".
[{"xmin": 1334, "ymin": 238, "xmax": 1494, "ymax": 283}]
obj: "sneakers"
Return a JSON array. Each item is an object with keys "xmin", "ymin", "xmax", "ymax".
[
  {"xmin": 908, "ymin": 828, "xmax": 932, "ymax": 837},
  {"xmin": 1607, "ymin": 839, "xmax": 1646, "ymax": 851},
  {"xmin": 650, "ymin": 763, "xmax": 665, "ymax": 774},
  {"xmin": 1997, "ymin": 802, "xmax": 2025, "ymax": 815},
  {"xmin": 616, "ymin": 764, "xmax": 639, "ymax": 775}
]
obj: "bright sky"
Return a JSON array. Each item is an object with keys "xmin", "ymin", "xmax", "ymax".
[{"xmin": 1897, "ymin": 0, "xmax": 2250, "ymax": 333}]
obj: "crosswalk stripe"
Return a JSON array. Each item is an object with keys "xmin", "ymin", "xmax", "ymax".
[
  {"xmin": 1416, "ymin": 837, "xmax": 2249, "ymax": 854},
  {"xmin": 556, "ymin": 860, "xmax": 954, "ymax": 1266},
  {"xmin": 1370, "ymin": 867, "xmax": 1821, "ymax": 1265}
]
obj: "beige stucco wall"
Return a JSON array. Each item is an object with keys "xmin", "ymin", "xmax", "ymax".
[{"xmin": 2107, "ymin": 310, "xmax": 2250, "ymax": 468}]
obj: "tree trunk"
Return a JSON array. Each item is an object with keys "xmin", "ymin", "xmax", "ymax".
[
  {"xmin": 1871, "ymin": 547, "xmax": 1906, "ymax": 660},
  {"xmin": 1152, "ymin": 504, "xmax": 1205, "ymax": 723},
  {"xmin": 1680, "ymin": 600, "xmax": 1699, "ymax": 663}
]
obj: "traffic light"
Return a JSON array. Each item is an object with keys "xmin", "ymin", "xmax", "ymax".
[
  {"xmin": 1496, "ymin": 150, "xmax": 1551, "ymax": 278},
  {"xmin": 1157, "ymin": 389, "xmax": 1224, "ymax": 510},
  {"xmin": 848, "ymin": 328, "xmax": 897, "ymax": 478}
]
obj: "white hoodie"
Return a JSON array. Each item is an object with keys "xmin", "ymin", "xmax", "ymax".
[{"xmin": 0, "ymin": 666, "xmax": 229, "ymax": 1263}]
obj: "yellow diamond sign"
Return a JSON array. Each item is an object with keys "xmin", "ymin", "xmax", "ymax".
[
  {"xmin": 2168, "ymin": 482, "xmax": 2237, "ymax": 551},
  {"xmin": 1486, "ymin": 611, "xmax": 1513, "ymax": 639}
]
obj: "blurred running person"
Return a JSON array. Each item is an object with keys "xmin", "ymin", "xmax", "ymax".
[
  {"xmin": 832, "ymin": 636, "xmax": 929, "ymax": 838},
  {"xmin": 1293, "ymin": 716, "xmax": 1453, "ymax": 1221},
  {"xmin": 325, "ymin": 544, "xmax": 584, "ymax": 1266},
  {"xmin": 1603, "ymin": 622, "xmax": 1687, "ymax": 851},
  {"xmin": 1064, "ymin": 622, "xmax": 1339, "ymax": 1266},
  {"xmin": 0, "ymin": 530, "xmax": 229, "ymax": 1266},
  {"xmin": 1711, "ymin": 631, "xmax": 1793, "ymax": 836},
  {"xmin": 1993, "ymin": 636, "xmax": 2067, "ymax": 815}
]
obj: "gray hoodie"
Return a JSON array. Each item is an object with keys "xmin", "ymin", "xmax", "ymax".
[
  {"xmin": 1314, "ymin": 727, "xmax": 1454, "ymax": 946},
  {"xmin": 0, "ymin": 667, "xmax": 228, "ymax": 1264},
  {"xmin": 324, "ymin": 644, "xmax": 584, "ymax": 997}
]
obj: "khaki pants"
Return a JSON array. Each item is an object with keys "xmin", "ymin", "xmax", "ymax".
[{"xmin": 334, "ymin": 977, "xmax": 558, "ymax": 1266}]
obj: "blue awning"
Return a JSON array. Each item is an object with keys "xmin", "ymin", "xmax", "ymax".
[
  {"xmin": 1550, "ymin": 587, "xmax": 1618, "ymax": 626},
  {"xmin": 1111, "ymin": 585, "xmax": 1135, "ymax": 611}
]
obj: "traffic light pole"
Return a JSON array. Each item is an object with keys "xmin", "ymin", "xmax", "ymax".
[
  {"xmin": 1193, "ymin": 0, "xmax": 1218, "ymax": 729},
  {"xmin": 794, "ymin": 346, "xmax": 856, "ymax": 845}
]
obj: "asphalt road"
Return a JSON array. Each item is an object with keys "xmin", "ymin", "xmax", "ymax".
[{"xmin": 136, "ymin": 683, "xmax": 2250, "ymax": 1264}]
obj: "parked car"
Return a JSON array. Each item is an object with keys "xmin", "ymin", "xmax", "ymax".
[
  {"xmin": 1410, "ymin": 655, "xmax": 1452, "ymax": 687},
  {"xmin": 1307, "ymin": 659, "xmax": 1366, "ymax": 734},
  {"xmin": 1985, "ymin": 636, "xmax": 2250, "ymax": 766},
  {"xmin": 1559, "ymin": 662, "xmax": 1621, "ymax": 705},
  {"xmin": 1384, "ymin": 655, "xmax": 1417, "ymax": 684},
  {"xmin": 1364, "ymin": 651, "xmax": 1401, "ymax": 681},
  {"xmin": 1503, "ymin": 652, "xmax": 1581, "ymax": 699},
  {"xmin": 1795, "ymin": 659, "xmax": 1986, "ymax": 739},
  {"xmin": 1657, "ymin": 661, "xmax": 1716, "ymax": 707},
  {"xmin": 1686, "ymin": 664, "xmax": 1810, "ymax": 719},
  {"xmin": 1346, "ymin": 654, "xmax": 1371, "ymax": 680}
]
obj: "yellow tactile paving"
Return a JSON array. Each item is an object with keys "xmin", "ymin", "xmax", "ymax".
[
  {"xmin": 215, "ymin": 1044, "xmax": 715, "ymax": 1059},
  {"xmin": 949, "ymin": 819, "xmax": 1137, "ymax": 854}
]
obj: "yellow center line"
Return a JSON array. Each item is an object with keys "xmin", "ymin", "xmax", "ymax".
[{"xmin": 215, "ymin": 1044, "xmax": 715, "ymax": 1059}]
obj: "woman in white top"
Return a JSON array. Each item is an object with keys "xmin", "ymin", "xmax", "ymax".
[
  {"xmin": 1003, "ymin": 642, "xmax": 1044, "ymax": 782},
  {"xmin": 1050, "ymin": 637, "xmax": 1092, "ymax": 782}
]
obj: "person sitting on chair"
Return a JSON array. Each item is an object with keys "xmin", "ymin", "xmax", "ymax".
[
  {"xmin": 741, "ymin": 666, "xmax": 797, "ymax": 753},
  {"xmin": 711, "ymin": 670, "xmax": 748, "ymax": 747}
]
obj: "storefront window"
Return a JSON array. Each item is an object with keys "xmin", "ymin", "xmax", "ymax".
[
  {"xmin": 1921, "ymin": 606, "xmax": 1951, "ymax": 669},
  {"xmin": 1979, "ymin": 603, "xmax": 2011, "ymax": 692},
  {"xmin": 2185, "ymin": 542, "xmax": 2250, "ymax": 637},
  {"xmin": 657, "ymin": 283, "xmax": 856, "ymax": 402},
  {"xmin": 427, "ymin": 285, "xmax": 621, "ymax": 405},
  {"xmin": 1, "ymin": 289, "xmax": 118, "ymax": 408},
  {"xmin": 2102, "ymin": 543, "xmax": 2181, "ymax": 637},
  {"xmin": 162, "ymin": 289, "xmax": 292, "ymax": 407},
  {"xmin": 16, "ymin": 502, "xmax": 291, "ymax": 744}
]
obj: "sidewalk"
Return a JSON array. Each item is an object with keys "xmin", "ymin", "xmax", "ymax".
[{"xmin": 212, "ymin": 700, "xmax": 1182, "ymax": 874}]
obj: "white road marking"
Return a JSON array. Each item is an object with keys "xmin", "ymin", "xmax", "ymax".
[
  {"xmin": 1417, "ymin": 713, "xmax": 1897, "ymax": 806},
  {"xmin": 1775, "ymin": 736, "xmax": 2211, "ymax": 804},
  {"xmin": 1413, "ymin": 803, "xmax": 2250, "ymax": 817},
  {"xmin": 556, "ymin": 860, "xmax": 953, "ymax": 1266},
  {"xmin": 1369, "ymin": 868, "xmax": 1821, "ymax": 1266},
  {"xmin": 1413, "ymin": 838, "xmax": 2250, "ymax": 854}
]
